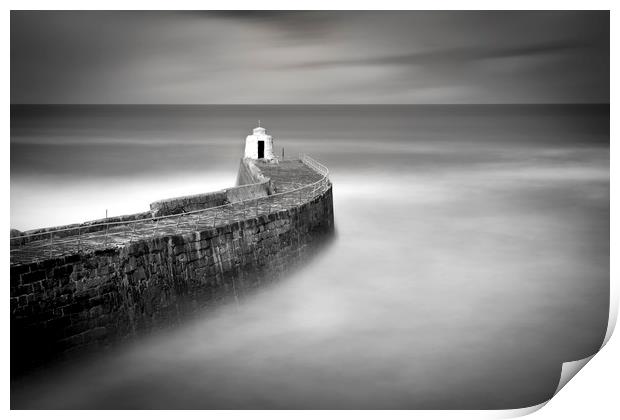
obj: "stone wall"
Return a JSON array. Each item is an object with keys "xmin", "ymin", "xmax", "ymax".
[
  {"xmin": 150, "ymin": 191, "xmax": 227, "ymax": 217},
  {"xmin": 12, "ymin": 174, "xmax": 273, "ymax": 246},
  {"xmin": 236, "ymin": 158, "xmax": 270, "ymax": 186},
  {"xmin": 11, "ymin": 211, "xmax": 154, "ymax": 246},
  {"xmin": 11, "ymin": 186, "xmax": 334, "ymax": 373},
  {"xmin": 149, "ymin": 180, "xmax": 273, "ymax": 217}
]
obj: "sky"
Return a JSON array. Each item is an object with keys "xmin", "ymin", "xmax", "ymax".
[{"xmin": 10, "ymin": 11, "xmax": 609, "ymax": 104}]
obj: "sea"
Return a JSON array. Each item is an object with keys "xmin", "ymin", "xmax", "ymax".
[{"xmin": 10, "ymin": 104, "xmax": 610, "ymax": 409}]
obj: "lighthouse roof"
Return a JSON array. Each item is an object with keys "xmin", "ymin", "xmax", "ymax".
[{"xmin": 252, "ymin": 126, "xmax": 267, "ymax": 135}]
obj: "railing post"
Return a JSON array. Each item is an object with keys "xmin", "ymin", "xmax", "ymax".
[
  {"xmin": 48, "ymin": 232, "xmax": 53, "ymax": 259},
  {"xmin": 103, "ymin": 224, "xmax": 109, "ymax": 248},
  {"xmin": 77, "ymin": 227, "xmax": 81, "ymax": 253},
  {"xmin": 153, "ymin": 218, "xmax": 159, "ymax": 236},
  {"xmin": 131, "ymin": 223, "xmax": 137, "ymax": 243},
  {"xmin": 255, "ymin": 199, "xmax": 259, "ymax": 217}
]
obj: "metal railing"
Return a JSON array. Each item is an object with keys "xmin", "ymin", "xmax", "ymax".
[
  {"xmin": 299, "ymin": 153, "xmax": 329, "ymax": 176},
  {"xmin": 10, "ymin": 156, "xmax": 330, "ymax": 263}
]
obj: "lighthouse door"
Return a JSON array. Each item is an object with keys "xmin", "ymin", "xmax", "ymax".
[{"xmin": 258, "ymin": 141, "xmax": 264, "ymax": 159}]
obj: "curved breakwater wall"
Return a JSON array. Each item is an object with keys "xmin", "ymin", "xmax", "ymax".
[
  {"xmin": 12, "ymin": 162, "xmax": 274, "ymax": 246},
  {"xmin": 150, "ymin": 178, "xmax": 273, "ymax": 217},
  {"xmin": 11, "ymin": 161, "xmax": 334, "ymax": 373}
]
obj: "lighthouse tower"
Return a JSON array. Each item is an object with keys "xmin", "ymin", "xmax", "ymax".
[{"xmin": 244, "ymin": 122, "xmax": 276, "ymax": 161}]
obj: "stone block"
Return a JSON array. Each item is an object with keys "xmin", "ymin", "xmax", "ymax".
[
  {"xmin": 14, "ymin": 283, "xmax": 34, "ymax": 296},
  {"xmin": 10, "ymin": 264, "xmax": 29, "ymax": 279},
  {"xmin": 63, "ymin": 254, "xmax": 81, "ymax": 264},
  {"xmin": 21, "ymin": 270, "xmax": 46, "ymax": 284}
]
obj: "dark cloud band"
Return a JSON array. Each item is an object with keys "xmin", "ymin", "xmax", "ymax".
[{"xmin": 10, "ymin": 11, "xmax": 609, "ymax": 104}]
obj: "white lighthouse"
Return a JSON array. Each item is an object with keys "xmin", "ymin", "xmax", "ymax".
[{"xmin": 244, "ymin": 122, "xmax": 276, "ymax": 161}]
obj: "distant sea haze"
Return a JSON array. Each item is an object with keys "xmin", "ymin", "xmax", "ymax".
[{"xmin": 10, "ymin": 104, "xmax": 609, "ymax": 409}]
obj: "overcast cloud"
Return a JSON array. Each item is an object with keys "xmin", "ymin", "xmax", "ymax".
[{"xmin": 10, "ymin": 11, "xmax": 609, "ymax": 104}]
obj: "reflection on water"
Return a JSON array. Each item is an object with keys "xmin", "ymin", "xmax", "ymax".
[{"xmin": 10, "ymin": 105, "xmax": 609, "ymax": 409}]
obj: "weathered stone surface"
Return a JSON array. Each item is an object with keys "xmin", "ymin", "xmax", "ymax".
[
  {"xmin": 150, "ymin": 178, "xmax": 273, "ymax": 217},
  {"xmin": 11, "ymin": 173, "xmax": 333, "ymax": 374}
]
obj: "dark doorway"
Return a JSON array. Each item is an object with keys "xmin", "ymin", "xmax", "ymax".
[{"xmin": 258, "ymin": 141, "xmax": 264, "ymax": 159}]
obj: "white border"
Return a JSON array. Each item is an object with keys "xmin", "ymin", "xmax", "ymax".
[{"xmin": 3, "ymin": 2, "xmax": 616, "ymax": 419}]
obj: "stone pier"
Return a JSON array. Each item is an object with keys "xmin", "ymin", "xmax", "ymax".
[{"xmin": 10, "ymin": 158, "xmax": 334, "ymax": 373}]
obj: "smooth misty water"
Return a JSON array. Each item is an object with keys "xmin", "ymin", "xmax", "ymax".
[{"xmin": 10, "ymin": 105, "xmax": 609, "ymax": 409}]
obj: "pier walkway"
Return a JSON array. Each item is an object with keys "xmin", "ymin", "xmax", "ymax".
[{"xmin": 10, "ymin": 157, "xmax": 329, "ymax": 266}]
